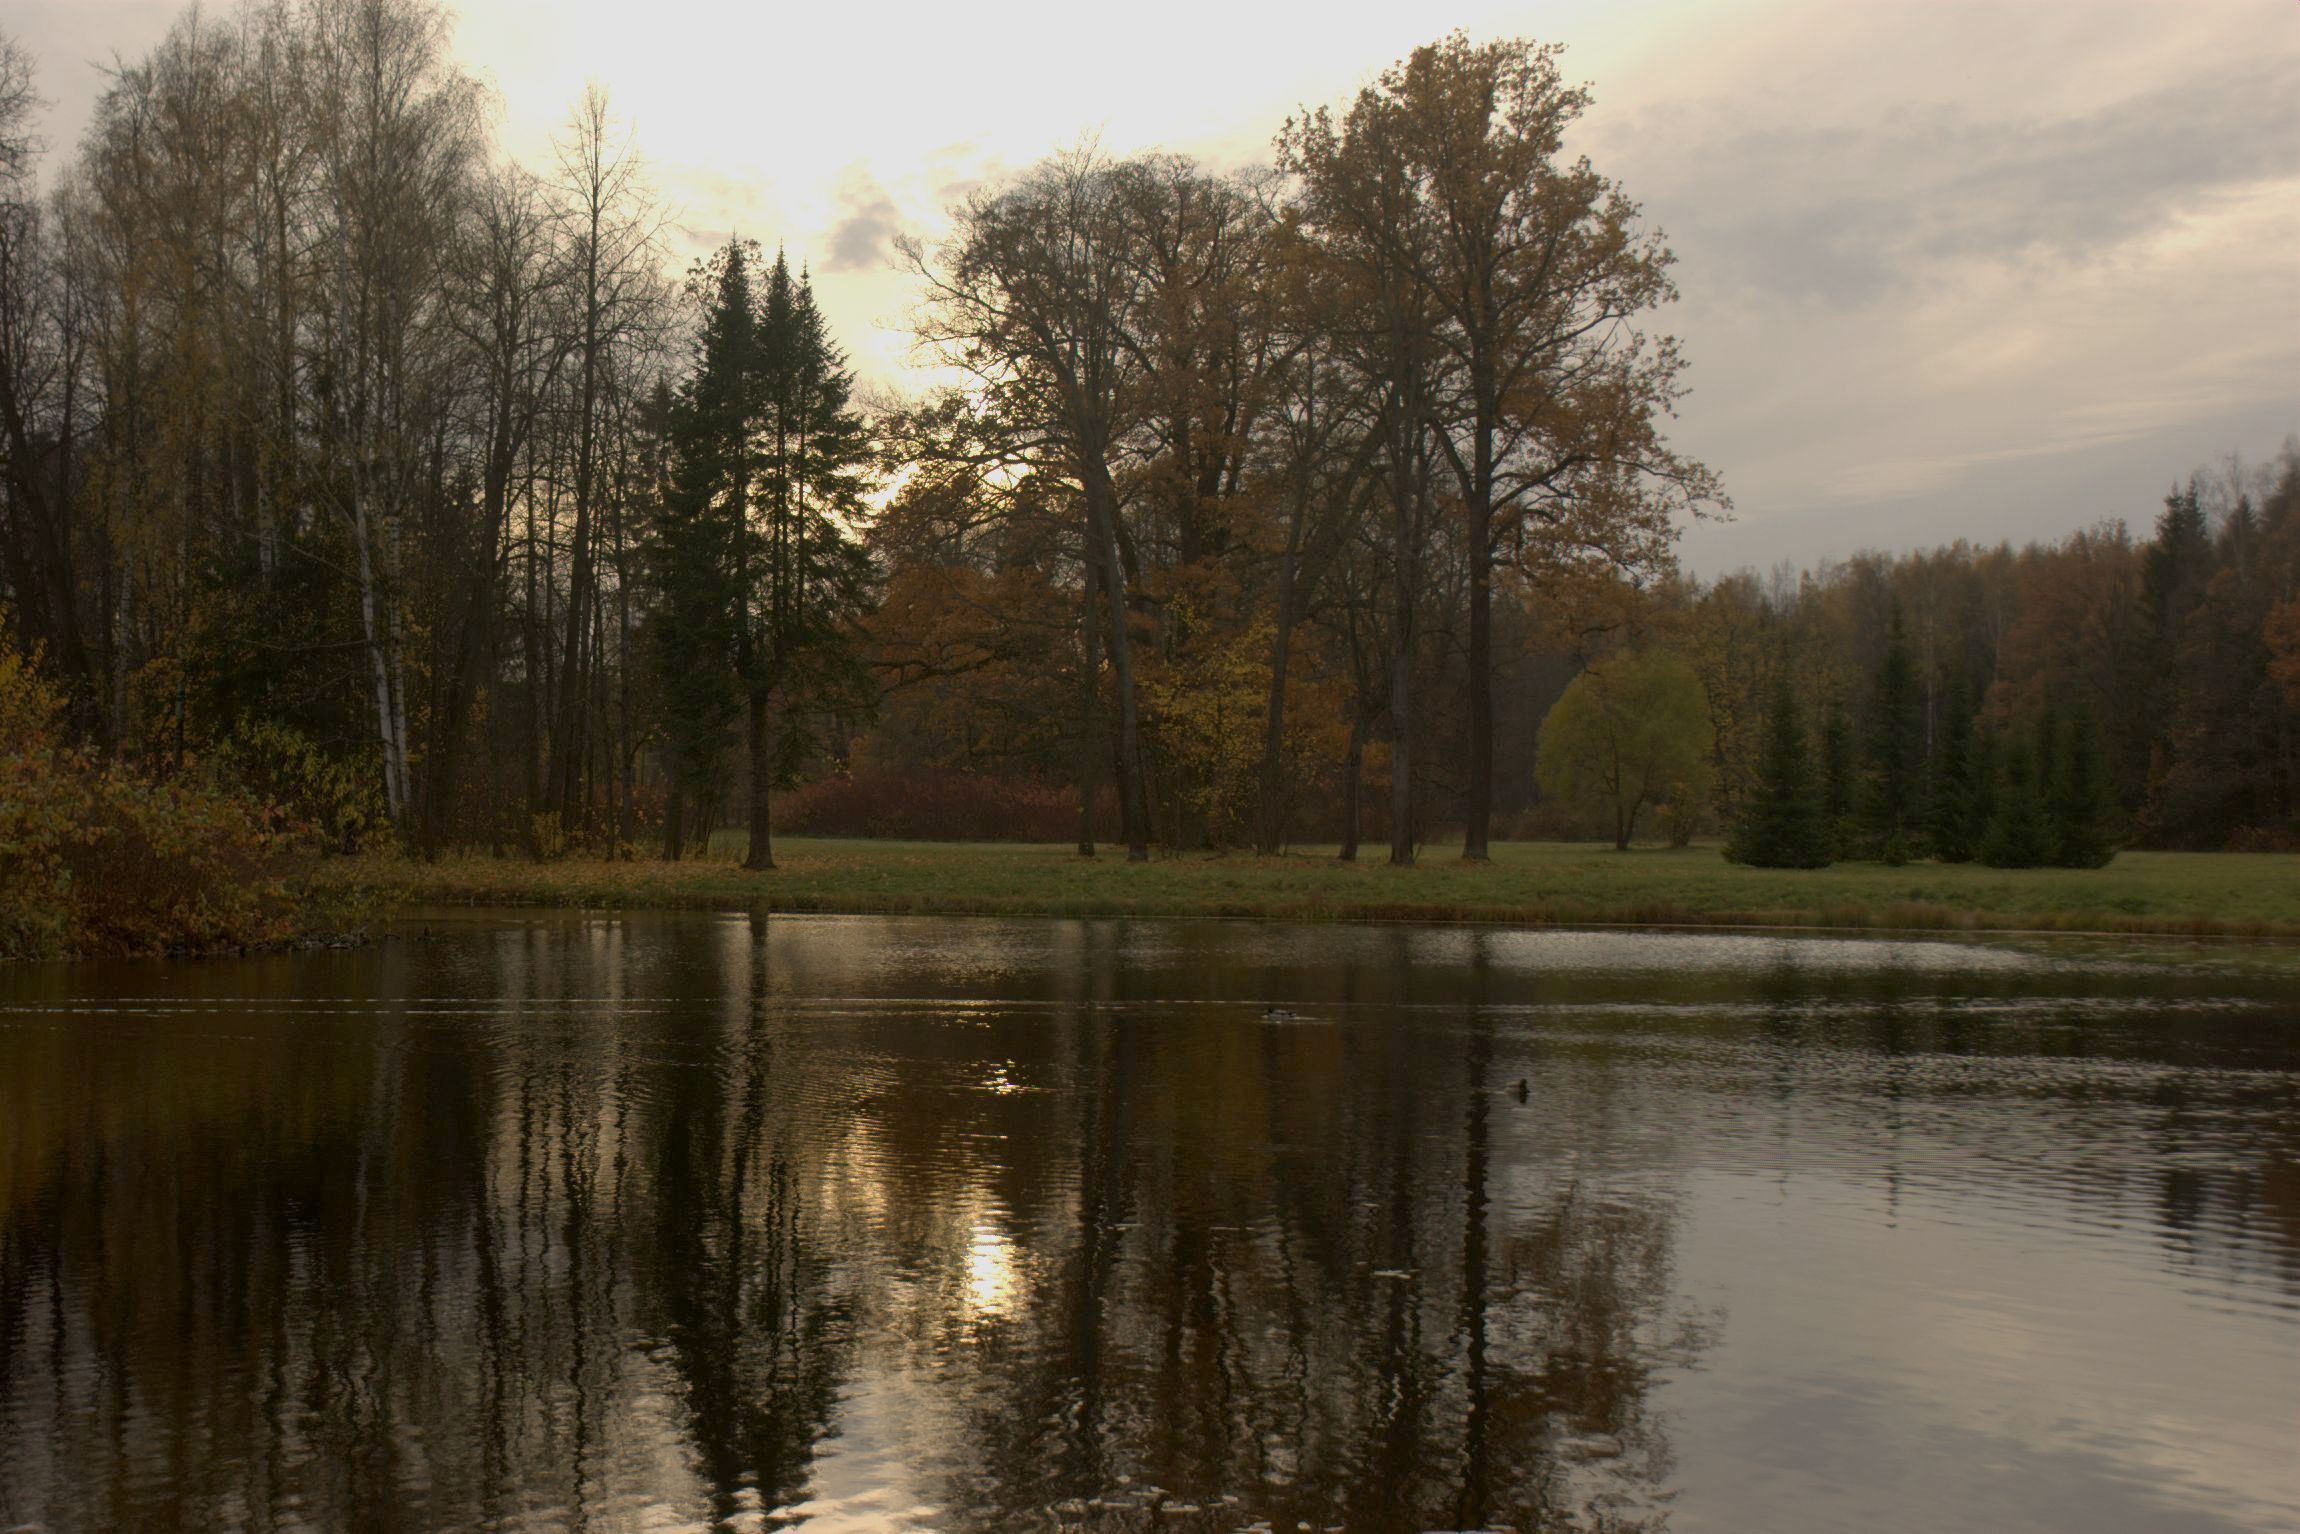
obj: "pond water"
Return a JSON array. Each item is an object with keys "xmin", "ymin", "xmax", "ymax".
[{"xmin": 2, "ymin": 914, "xmax": 2297, "ymax": 1534}]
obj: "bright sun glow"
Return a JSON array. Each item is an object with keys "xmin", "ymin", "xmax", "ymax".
[{"xmin": 964, "ymin": 1222, "xmax": 1020, "ymax": 1319}]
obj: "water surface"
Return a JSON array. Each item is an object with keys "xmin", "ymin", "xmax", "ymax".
[{"xmin": 2, "ymin": 915, "xmax": 2296, "ymax": 1533}]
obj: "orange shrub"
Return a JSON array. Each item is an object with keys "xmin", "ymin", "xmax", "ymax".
[{"xmin": 0, "ymin": 634, "xmax": 300, "ymax": 958}]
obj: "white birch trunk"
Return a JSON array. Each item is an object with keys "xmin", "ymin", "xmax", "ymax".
[{"xmin": 350, "ymin": 489, "xmax": 410, "ymax": 822}]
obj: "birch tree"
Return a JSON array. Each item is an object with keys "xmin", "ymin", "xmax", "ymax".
[
  {"xmin": 547, "ymin": 82, "xmax": 663, "ymax": 838},
  {"xmin": 303, "ymin": 0, "xmax": 479, "ymax": 824}
]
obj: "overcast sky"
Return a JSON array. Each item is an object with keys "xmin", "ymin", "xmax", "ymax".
[{"xmin": 11, "ymin": 0, "xmax": 2298, "ymax": 573}]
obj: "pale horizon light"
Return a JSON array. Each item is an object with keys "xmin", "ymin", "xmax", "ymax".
[{"xmin": 10, "ymin": 0, "xmax": 2297, "ymax": 574}]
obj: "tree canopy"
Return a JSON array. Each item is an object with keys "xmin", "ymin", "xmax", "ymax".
[
  {"xmin": 0, "ymin": 5, "xmax": 2290, "ymax": 871},
  {"xmin": 1535, "ymin": 650, "xmax": 1710, "ymax": 850}
]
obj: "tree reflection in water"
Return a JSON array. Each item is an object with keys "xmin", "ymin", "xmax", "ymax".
[{"xmin": 49, "ymin": 915, "xmax": 2300, "ymax": 1531}]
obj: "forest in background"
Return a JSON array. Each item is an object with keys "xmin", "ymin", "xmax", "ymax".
[{"xmin": 2, "ymin": 0, "xmax": 2297, "ymax": 950}]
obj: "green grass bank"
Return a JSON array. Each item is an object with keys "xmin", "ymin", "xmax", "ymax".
[{"xmin": 315, "ymin": 839, "xmax": 2300, "ymax": 939}]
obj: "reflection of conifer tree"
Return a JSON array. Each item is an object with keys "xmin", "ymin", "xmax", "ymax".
[{"xmin": 649, "ymin": 919, "xmax": 850, "ymax": 1517}]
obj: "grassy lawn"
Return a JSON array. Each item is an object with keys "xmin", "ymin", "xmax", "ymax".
[{"xmin": 311, "ymin": 838, "xmax": 2300, "ymax": 939}]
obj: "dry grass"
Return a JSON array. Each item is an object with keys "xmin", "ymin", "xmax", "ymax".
[{"xmin": 311, "ymin": 838, "xmax": 2300, "ymax": 940}]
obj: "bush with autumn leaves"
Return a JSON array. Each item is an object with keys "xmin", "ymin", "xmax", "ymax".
[{"xmin": 0, "ymin": 635, "xmax": 303, "ymax": 959}]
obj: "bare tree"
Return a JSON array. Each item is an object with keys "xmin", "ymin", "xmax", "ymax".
[
  {"xmin": 546, "ymin": 82, "xmax": 664, "ymax": 840},
  {"xmin": 902, "ymin": 149, "xmax": 1156, "ymax": 859},
  {"xmin": 0, "ymin": 32, "xmax": 98, "ymax": 720},
  {"xmin": 303, "ymin": 0, "xmax": 481, "ymax": 823},
  {"xmin": 1289, "ymin": 36, "xmax": 1719, "ymax": 862},
  {"xmin": 414, "ymin": 160, "xmax": 564, "ymax": 853},
  {"xmin": 1280, "ymin": 97, "xmax": 1453, "ymax": 866}
]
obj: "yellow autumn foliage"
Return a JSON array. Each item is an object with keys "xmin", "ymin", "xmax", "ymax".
[
  {"xmin": 0, "ymin": 628, "xmax": 303, "ymax": 958},
  {"xmin": 1143, "ymin": 611, "xmax": 1345, "ymax": 847}
]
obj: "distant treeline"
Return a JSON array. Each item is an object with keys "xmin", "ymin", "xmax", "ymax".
[
  {"xmin": 1, "ymin": 1, "xmax": 2292, "ymax": 885},
  {"xmin": 1665, "ymin": 457, "xmax": 2300, "ymax": 858}
]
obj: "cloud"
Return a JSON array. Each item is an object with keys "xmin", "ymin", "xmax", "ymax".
[
  {"xmin": 21, "ymin": 0, "xmax": 2292, "ymax": 572},
  {"xmin": 1575, "ymin": 3, "xmax": 2300, "ymax": 572},
  {"xmin": 924, "ymin": 138, "xmax": 1001, "ymax": 210},
  {"xmin": 824, "ymin": 163, "xmax": 903, "ymax": 274},
  {"xmin": 1619, "ymin": 48, "xmax": 2300, "ymax": 307}
]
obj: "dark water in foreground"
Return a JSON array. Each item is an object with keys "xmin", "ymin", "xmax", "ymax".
[{"xmin": 2, "ymin": 915, "xmax": 2297, "ymax": 1534}]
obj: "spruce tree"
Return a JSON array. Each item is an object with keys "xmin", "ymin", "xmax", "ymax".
[
  {"xmin": 736, "ymin": 252, "xmax": 876, "ymax": 870},
  {"xmin": 1859, "ymin": 605, "xmax": 1924, "ymax": 862},
  {"xmin": 2145, "ymin": 482, "xmax": 2211, "ymax": 631},
  {"xmin": 1965, "ymin": 720, "xmax": 1998, "ymax": 859},
  {"xmin": 2047, "ymin": 702, "xmax": 2117, "ymax": 867},
  {"xmin": 2138, "ymin": 480, "xmax": 2212, "ymax": 838},
  {"xmin": 2033, "ymin": 698, "xmax": 2062, "ymax": 848},
  {"xmin": 1726, "ymin": 679, "xmax": 1832, "ymax": 868},
  {"xmin": 647, "ymin": 244, "xmax": 759, "ymax": 860},
  {"xmin": 1927, "ymin": 674, "xmax": 1976, "ymax": 862},
  {"xmin": 1980, "ymin": 731, "xmax": 2049, "ymax": 868},
  {"xmin": 1821, "ymin": 704, "xmax": 1856, "ymax": 860},
  {"xmin": 646, "ymin": 243, "xmax": 875, "ymax": 871},
  {"xmin": 767, "ymin": 260, "xmax": 874, "ymax": 721}
]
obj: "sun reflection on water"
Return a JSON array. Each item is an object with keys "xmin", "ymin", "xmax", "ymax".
[{"xmin": 964, "ymin": 1220, "xmax": 1021, "ymax": 1318}]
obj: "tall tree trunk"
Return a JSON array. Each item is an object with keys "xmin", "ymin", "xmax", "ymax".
[
  {"xmin": 416, "ymin": 603, "xmax": 473, "ymax": 858},
  {"xmin": 1464, "ymin": 506, "xmax": 1494, "ymax": 862},
  {"xmin": 350, "ymin": 489, "xmax": 411, "ymax": 826},
  {"xmin": 1077, "ymin": 562, "xmax": 1101, "ymax": 857},
  {"xmin": 1388, "ymin": 643, "xmax": 1414, "ymax": 867},
  {"xmin": 520, "ymin": 497, "xmax": 545, "ymax": 849},
  {"xmin": 1253, "ymin": 525, "xmax": 1305, "ymax": 857},
  {"xmin": 1388, "ymin": 467, "xmax": 1419, "ymax": 868},
  {"xmin": 108, "ymin": 549, "xmax": 131, "ymax": 748},
  {"xmin": 1382, "ymin": 325, "xmax": 1427, "ymax": 869},
  {"xmin": 693, "ymin": 786, "xmax": 717, "ymax": 859},
  {"xmin": 1084, "ymin": 469, "xmax": 1149, "ymax": 861},
  {"xmin": 551, "ymin": 491, "xmax": 592, "ymax": 837},
  {"xmin": 418, "ymin": 501, "xmax": 509, "ymax": 857},
  {"xmin": 553, "ymin": 185, "xmax": 607, "ymax": 839},
  {"xmin": 1339, "ymin": 714, "xmax": 1365, "ymax": 862},
  {"xmin": 662, "ymin": 764, "xmax": 685, "ymax": 862},
  {"xmin": 1456, "ymin": 342, "xmax": 1499, "ymax": 862},
  {"xmin": 613, "ymin": 492, "xmax": 636, "ymax": 854},
  {"xmin": 744, "ymin": 688, "xmax": 775, "ymax": 871},
  {"xmin": 588, "ymin": 596, "xmax": 612, "ymax": 846}
]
